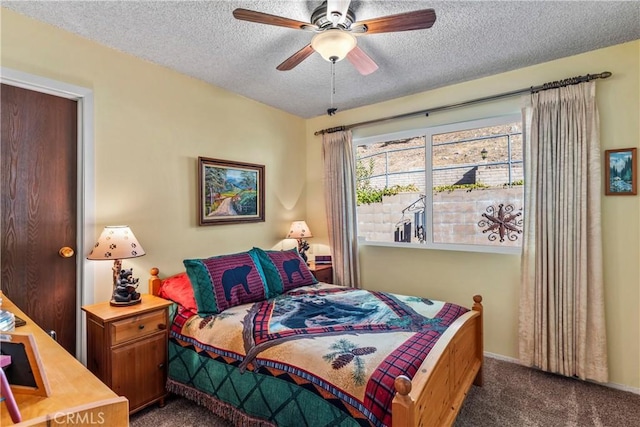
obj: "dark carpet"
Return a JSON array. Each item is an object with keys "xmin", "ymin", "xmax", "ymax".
[{"xmin": 130, "ymin": 357, "xmax": 640, "ymax": 427}]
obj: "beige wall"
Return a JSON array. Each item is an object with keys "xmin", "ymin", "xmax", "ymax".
[
  {"xmin": 306, "ymin": 41, "xmax": 640, "ymax": 390},
  {"xmin": 1, "ymin": 9, "xmax": 308, "ymax": 302},
  {"xmin": 2, "ymin": 8, "xmax": 638, "ymax": 391}
]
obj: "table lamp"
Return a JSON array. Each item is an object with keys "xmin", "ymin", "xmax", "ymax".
[
  {"xmin": 87, "ymin": 225, "xmax": 146, "ymax": 306},
  {"xmin": 287, "ymin": 221, "xmax": 313, "ymax": 264}
]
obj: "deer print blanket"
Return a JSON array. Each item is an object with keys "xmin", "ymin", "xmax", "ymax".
[{"xmin": 169, "ymin": 283, "xmax": 468, "ymax": 427}]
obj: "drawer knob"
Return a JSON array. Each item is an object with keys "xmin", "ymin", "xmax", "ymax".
[
  {"xmin": 138, "ymin": 324, "xmax": 145, "ymax": 330},
  {"xmin": 158, "ymin": 363, "xmax": 164, "ymax": 369}
]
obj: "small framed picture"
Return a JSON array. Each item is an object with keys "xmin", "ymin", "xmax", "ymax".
[
  {"xmin": 198, "ymin": 157, "xmax": 265, "ymax": 225},
  {"xmin": 605, "ymin": 148, "xmax": 637, "ymax": 195},
  {"xmin": 0, "ymin": 332, "xmax": 50, "ymax": 397}
]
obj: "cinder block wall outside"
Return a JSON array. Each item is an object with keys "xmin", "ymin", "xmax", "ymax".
[{"xmin": 357, "ymin": 188, "xmax": 524, "ymax": 246}]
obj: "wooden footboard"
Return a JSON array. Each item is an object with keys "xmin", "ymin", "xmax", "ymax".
[
  {"xmin": 392, "ymin": 295, "xmax": 483, "ymax": 427},
  {"xmin": 149, "ymin": 268, "xmax": 482, "ymax": 427}
]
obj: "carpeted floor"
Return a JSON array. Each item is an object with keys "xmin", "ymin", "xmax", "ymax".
[
  {"xmin": 454, "ymin": 357, "xmax": 640, "ymax": 427},
  {"xmin": 130, "ymin": 357, "xmax": 640, "ymax": 427}
]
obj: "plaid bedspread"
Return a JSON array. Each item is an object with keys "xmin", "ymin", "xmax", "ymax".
[{"xmin": 169, "ymin": 284, "xmax": 468, "ymax": 427}]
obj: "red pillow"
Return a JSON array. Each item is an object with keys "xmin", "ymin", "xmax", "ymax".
[{"xmin": 158, "ymin": 272, "xmax": 198, "ymax": 312}]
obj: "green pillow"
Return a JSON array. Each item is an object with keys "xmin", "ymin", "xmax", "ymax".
[
  {"xmin": 183, "ymin": 250, "xmax": 269, "ymax": 317},
  {"xmin": 251, "ymin": 247, "xmax": 317, "ymax": 296}
]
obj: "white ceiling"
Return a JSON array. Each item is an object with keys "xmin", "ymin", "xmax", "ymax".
[{"xmin": 3, "ymin": 1, "xmax": 639, "ymax": 119}]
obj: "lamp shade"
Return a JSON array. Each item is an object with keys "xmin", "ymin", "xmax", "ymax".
[
  {"xmin": 87, "ymin": 226, "xmax": 146, "ymax": 260},
  {"xmin": 311, "ymin": 29, "xmax": 356, "ymax": 62},
  {"xmin": 286, "ymin": 221, "xmax": 313, "ymax": 239}
]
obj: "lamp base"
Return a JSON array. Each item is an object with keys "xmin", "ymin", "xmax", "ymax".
[
  {"xmin": 297, "ymin": 238, "xmax": 310, "ymax": 264},
  {"xmin": 111, "ymin": 262, "xmax": 142, "ymax": 307},
  {"xmin": 110, "ymin": 297, "xmax": 142, "ymax": 307}
]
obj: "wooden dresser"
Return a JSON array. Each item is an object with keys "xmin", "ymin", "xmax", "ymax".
[
  {"xmin": 82, "ymin": 294, "xmax": 171, "ymax": 414},
  {"xmin": 0, "ymin": 295, "xmax": 128, "ymax": 426}
]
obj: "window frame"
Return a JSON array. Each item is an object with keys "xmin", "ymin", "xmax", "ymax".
[{"xmin": 354, "ymin": 113, "xmax": 523, "ymax": 255}]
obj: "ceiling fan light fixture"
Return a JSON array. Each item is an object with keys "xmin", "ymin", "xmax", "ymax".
[{"xmin": 311, "ymin": 29, "xmax": 356, "ymax": 62}]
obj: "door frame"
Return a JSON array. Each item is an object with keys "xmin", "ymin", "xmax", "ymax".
[{"xmin": 1, "ymin": 67, "xmax": 95, "ymax": 364}]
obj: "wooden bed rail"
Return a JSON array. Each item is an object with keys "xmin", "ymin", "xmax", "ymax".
[{"xmin": 392, "ymin": 295, "xmax": 483, "ymax": 427}]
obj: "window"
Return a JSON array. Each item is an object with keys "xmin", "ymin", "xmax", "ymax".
[{"xmin": 355, "ymin": 115, "xmax": 523, "ymax": 253}]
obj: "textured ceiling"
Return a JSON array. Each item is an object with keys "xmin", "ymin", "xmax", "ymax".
[{"xmin": 3, "ymin": 1, "xmax": 639, "ymax": 119}]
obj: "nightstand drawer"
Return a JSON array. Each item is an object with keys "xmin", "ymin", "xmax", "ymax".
[
  {"xmin": 314, "ymin": 269, "xmax": 332, "ymax": 283},
  {"xmin": 311, "ymin": 265, "xmax": 333, "ymax": 284},
  {"xmin": 111, "ymin": 310, "xmax": 167, "ymax": 345}
]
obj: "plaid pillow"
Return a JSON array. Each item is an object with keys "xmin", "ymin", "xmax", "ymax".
[
  {"xmin": 251, "ymin": 247, "xmax": 317, "ymax": 296},
  {"xmin": 183, "ymin": 251, "xmax": 269, "ymax": 316}
]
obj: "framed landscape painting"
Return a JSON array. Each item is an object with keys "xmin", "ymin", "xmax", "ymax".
[
  {"xmin": 198, "ymin": 157, "xmax": 265, "ymax": 225},
  {"xmin": 605, "ymin": 148, "xmax": 637, "ymax": 196}
]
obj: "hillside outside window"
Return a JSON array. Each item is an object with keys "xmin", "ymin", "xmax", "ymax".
[{"xmin": 354, "ymin": 114, "xmax": 523, "ymax": 254}]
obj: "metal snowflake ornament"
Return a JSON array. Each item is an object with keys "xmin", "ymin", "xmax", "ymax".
[{"xmin": 478, "ymin": 203, "xmax": 523, "ymax": 242}]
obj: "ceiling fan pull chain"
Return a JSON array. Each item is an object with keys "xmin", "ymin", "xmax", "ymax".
[
  {"xmin": 328, "ymin": 59, "xmax": 338, "ymax": 116},
  {"xmin": 331, "ymin": 59, "xmax": 335, "ymax": 104}
]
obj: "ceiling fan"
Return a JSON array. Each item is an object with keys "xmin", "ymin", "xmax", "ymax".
[{"xmin": 233, "ymin": 0, "xmax": 436, "ymax": 76}]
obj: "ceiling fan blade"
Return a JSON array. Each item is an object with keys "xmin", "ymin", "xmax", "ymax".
[
  {"xmin": 233, "ymin": 8, "xmax": 316, "ymax": 31},
  {"xmin": 354, "ymin": 9, "xmax": 436, "ymax": 34},
  {"xmin": 277, "ymin": 44, "xmax": 316, "ymax": 71},
  {"xmin": 347, "ymin": 46, "xmax": 378, "ymax": 76},
  {"xmin": 327, "ymin": 0, "xmax": 351, "ymax": 25}
]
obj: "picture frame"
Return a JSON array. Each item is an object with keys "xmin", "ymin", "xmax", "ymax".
[
  {"xmin": 605, "ymin": 148, "xmax": 637, "ymax": 195},
  {"xmin": 0, "ymin": 332, "xmax": 50, "ymax": 397},
  {"xmin": 198, "ymin": 156, "xmax": 265, "ymax": 226}
]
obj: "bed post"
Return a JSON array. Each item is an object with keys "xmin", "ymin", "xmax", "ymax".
[
  {"xmin": 149, "ymin": 267, "xmax": 161, "ymax": 296},
  {"xmin": 472, "ymin": 295, "xmax": 483, "ymax": 386},
  {"xmin": 393, "ymin": 375, "xmax": 414, "ymax": 426}
]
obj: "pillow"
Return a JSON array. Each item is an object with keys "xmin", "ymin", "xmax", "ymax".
[
  {"xmin": 183, "ymin": 251, "xmax": 269, "ymax": 316},
  {"xmin": 158, "ymin": 272, "xmax": 198, "ymax": 312},
  {"xmin": 251, "ymin": 247, "xmax": 317, "ymax": 295}
]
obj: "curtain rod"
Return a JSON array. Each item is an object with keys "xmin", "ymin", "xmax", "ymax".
[{"xmin": 314, "ymin": 71, "xmax": 612, "ymax": 136}]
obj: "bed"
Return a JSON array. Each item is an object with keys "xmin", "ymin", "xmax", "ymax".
[{"xmin": 148, "ymin": 248, "xmax": 483, "ymax": 427}]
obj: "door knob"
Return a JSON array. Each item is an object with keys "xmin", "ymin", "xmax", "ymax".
[{"xmin": 58, "ymin": 247, "xmax": 75, "ymax": 258}]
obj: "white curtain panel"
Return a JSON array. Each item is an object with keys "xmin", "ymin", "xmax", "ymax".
[
  {"xmin": 519, "ymin": 81, "xmax": 608, "ymax": 382},
  {"xmin": 321, "ymin": 130, "xmax": 360, "ymax": 288}
]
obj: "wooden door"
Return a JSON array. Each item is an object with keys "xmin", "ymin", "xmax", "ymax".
[{"xmin": 1, "ymin": 83, "xmax": 78, "ymax": 355}]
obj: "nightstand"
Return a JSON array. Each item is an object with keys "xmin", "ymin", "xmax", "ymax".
[
  {"xmin": 309, "ymin": 263, "xmax": 333, "ymax": 284},
  {"xmin": 82, "ymin": 294, "xmax": 172, "ymax": 414}
]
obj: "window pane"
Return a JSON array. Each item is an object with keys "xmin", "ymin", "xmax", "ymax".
[
  {"xmin": 431, "ymin": 122, "xmax": 523, "ymax": 247},
  {"xmin": 356, "ymin": 136, "xmax": 426, "ymax": 243}
]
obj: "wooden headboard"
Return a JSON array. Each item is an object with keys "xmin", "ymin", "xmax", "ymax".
[{"xmin": 149, "ymin": 267, "xmax": 162, "ymax": 296}]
